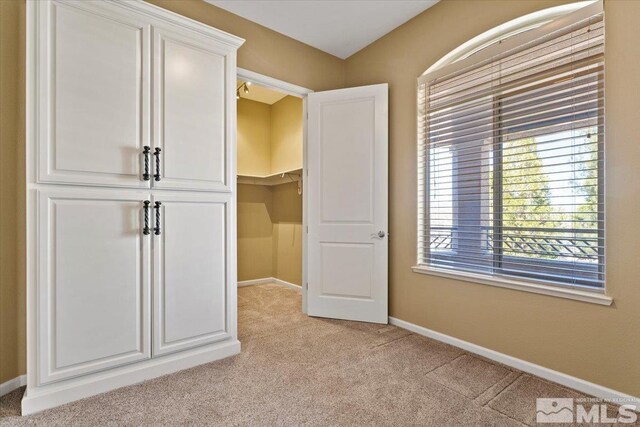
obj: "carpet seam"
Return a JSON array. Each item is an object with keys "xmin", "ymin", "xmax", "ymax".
[
  {"xmin": 367, "ymin": 332, "xmax": 414, "ymax": 350},
  {"xmin": 483, "ymin": 404, "xmax": 531, "ymax": 427},
  {"xmin": 478, "ymin": 372, "xmax": 524, "ymax": 408},
  {"xmin": 485, "ymin": 372, "xmax": 526, "ymax": 409}
]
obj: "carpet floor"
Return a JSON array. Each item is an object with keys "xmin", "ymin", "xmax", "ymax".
[{"xmin": 0, "ymin": 283, "xmax": 614, "ymax": 426}]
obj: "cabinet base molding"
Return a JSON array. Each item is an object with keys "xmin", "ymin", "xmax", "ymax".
[{"xmin": 21, "ymin": 340, "xmax": 241, "ymax": 416}]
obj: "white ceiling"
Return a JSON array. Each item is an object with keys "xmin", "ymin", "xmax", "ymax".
[
  {"xmin": 237, "ymin": 80, "xmax": 287, "ymax": 105},
  {"xmin": 206, "ymin": 1, "xmax": 439, "ymax": 59}
]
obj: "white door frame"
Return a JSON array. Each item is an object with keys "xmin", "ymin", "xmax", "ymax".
[{"xmin": 235, "ymin": 68, "xmax": 312, "ymax": 313}]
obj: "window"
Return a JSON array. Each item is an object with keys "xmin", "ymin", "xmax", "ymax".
[{"xmin": 417, "ymin": 4, "xmax": 604, "ymax": 292}]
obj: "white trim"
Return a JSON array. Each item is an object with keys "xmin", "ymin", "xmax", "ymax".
[
  {"xmin": 272, "ymin": 277, "xmax": 302, "ymax": 291},
  {"xmin": 238, "ymin": 277, "xmax": 302, "ymax": 291},
  {"xmin": 0, "ymin": 375, "xmax": 27, "ymax": 398},
  {"xmin": 389, "ymin": 316, "xmax": 639, "ymax": 409},
  {"xmin": 237, "ymin": 68, "xmax": 313, "ymax": 98},
  {"xmin": 422, "ymin": 0, "xmax": 599, "ymax": 77},
  {"xmin": 237, "ymin": 277, "xmax": 274, "ymax": 287},
  {"xmin": 111, "ymin": 0, "xmax": 244, "ymax": 49},
  {"xmin": 419, "ymin": 0, "xmax": 602, "ymax": 84},
  {"xmin": 411, "ymin": 265, "xmax": 613, "ymax": 306},
  {"xmin": 21, "ymin": 340, "xmax": 240, "ymax": 415},
  {"xmin": 301, "ymin": 93, "xmax": 308, "ymax": 314}
]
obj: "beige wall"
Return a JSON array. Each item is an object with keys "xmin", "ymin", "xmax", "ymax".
[
  {"xmin": 345, "ymin": 0, "xmax": 640, "ymax": 396},
  {"xmin": 272, "ymin": 182, "xmax": 303, "ymax": 285},
  {"xmin": 237, "ymin": 184, "xmax": 274, "ymax": 281},
  {"xmin": 0, "ymin": 0, "xmax": 26, "ymax": 385},
  {"xmin": 237, "ymin": 98, "xmax": 271, "ymax": 176},
  {"xmin": 271, "ymin": 96, "xmax": 303, "ymax": 173},
  {"xmin": 237, "ymin": 182, "xmax": 303, "ymax": 285},
  {"xmin": 238, "ymin": 95, "xmax": 303, "ymax": 176}
]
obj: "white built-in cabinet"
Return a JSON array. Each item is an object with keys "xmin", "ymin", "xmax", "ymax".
[{"xmin": 25, "ymin": 0, "xmax": 244, "ymax": 415}]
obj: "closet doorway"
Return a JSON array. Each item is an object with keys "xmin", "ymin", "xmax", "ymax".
[
  {"xmin": 235, "ymin": 69, "xmax": 389, "ymax": 324},
  {"xmin": 235, "ymin": 69, "xmax": 312, "ymax": 312}
]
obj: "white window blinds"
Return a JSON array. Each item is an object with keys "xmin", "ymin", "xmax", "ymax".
[{"xmin": 417, "ymin": 4, "xmax": 604, "ymax": 290}]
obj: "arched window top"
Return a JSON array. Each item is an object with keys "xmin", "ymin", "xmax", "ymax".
[{"xmin": 423, "ymin": 1, "xmax": 598, "ymax": 76}]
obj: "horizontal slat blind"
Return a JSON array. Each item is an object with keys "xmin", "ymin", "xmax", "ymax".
[{"xmin": 417, "ymin": 10, "xmax": 605, "ymax": 290}]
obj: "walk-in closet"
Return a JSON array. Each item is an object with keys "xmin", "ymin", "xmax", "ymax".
[{"xmin": 236, "ymin": 80, "xmax": 304, "ymax": 288}]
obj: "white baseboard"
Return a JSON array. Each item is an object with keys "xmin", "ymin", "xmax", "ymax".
[
  {"xmin": 238, "ymin": 277, "xmax": 301, "ymax": 291},
  {"xmin": 21, "ymin": 339, "xmax": 240, "ymax": 415},
  {"xmin": 237, "ymin": 277, "xmax": 273, "ymax": 287},
  {"xmin": 0, "ymin": 374, "xmax": 27, "ymax": 398},
  {"xmin": 389, "ymin": 317, "xmax": 639, "ymax": 409}
]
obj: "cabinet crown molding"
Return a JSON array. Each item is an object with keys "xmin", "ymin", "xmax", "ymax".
[{"xmin": 103, "ymin": 0, "xmax": 246, "ymax": 48}]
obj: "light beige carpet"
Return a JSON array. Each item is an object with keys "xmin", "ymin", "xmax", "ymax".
[{"xmin": 0, "ymin": 284, "xmax": 610, "ymax": 426}]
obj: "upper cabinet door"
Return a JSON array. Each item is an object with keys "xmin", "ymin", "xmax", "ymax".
[
  {"xmin": 36, "ymin": 1, "xmax": 151, "ymax": 188},
  {"xmin": 152, "ymin": 26, "xmax": 233, "ymax": 192}
]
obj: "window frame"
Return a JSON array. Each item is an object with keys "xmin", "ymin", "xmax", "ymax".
[{"xmin": 414, "ymin": 0, "xmax": 611, "ymax": 305}]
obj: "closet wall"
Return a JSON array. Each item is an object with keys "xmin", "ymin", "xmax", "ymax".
[
  {"xmin": 270, "ymin": 96, "xmax": 303, "ymax": 173},
  {"xmin": 238, "ymin": 99, "xmax": 271, "ymax": 176},
  {"xmin": 271, "ymin": 182, "xmax": 303, "ymax": 285},
  {"xmin": 237, "ymin": 95, "xmax": 303, "ymax": 286},
  {"xmin": 237, "ymin": 184, "xmax": 273, "ymax": 281}
]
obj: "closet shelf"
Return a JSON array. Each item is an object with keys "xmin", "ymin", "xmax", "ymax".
[{"xmin": 237, "ymin": 169, "xmax": 302, "ymax": 186}]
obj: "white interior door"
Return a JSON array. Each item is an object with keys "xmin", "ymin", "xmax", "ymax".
[
  {"xmin": 307, "ymin": 84, "xmax": 388, "ymax": 324},
  {"xmin": 37, "ymin": 188, "xmax": 151, "ymax": 385},
  {"xmin": 152, "ymin": 192, "xmax": 232, "ymax": 356}
]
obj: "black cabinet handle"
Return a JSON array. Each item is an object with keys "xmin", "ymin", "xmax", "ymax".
[
  {"xmin": 154, "ymin": 201, "xmax": 162, "ymax": 235},
  {"xmin": 142, "ymin": 146, "xmax": 151, "ymax": 181},
  {"xmin": 154, "ymin": 148, "xmax": 161, "ymax": 181},
  {"xmin": 143, "ymin": 200, "xmax": 150, "ymax": 235}
]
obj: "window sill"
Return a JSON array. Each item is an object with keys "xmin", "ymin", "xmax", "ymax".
[{"xmin": 411, "ymin": 265, "xmax": 613, "ymax": 306}]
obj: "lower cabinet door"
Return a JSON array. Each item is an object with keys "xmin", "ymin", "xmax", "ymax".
[
  {"xmin": 152, "ymin": 192, "xmax": 231, "ymax": 356},
  {"xmin": 37, "ymin": 189, "xmax": 151, "ymax": 385}
]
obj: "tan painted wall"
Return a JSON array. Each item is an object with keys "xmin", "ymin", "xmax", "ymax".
[
  {"xmin": 237, "ymin": 184, "xmax": 274, "ymax": 282},
  {"xmin": 271, "ymin": 96, "xmax": 303, "ymax": 173},
  {"xmin": 0, "ymin": 0, "xmax": 344, "ymax": 383},
  {"xmin": 237, "ymin": 96, "xmax": 303, "ymax": 176},
  {"xmin": 272, "ymin": 182, "xmax": 303, "ymax": 285},
  {"xmin": 237, "ymin": 182, "xmax": 303, "ymax": 286},
  {"xmin": 0, "ymin": 0, "xmax": 26, "ymax": 385},
  {"xmin": 237, "ymin": 98, "xmax": 271, "ymax": 176},
  {"xmin": 345, "ymin": 0, "xmax": 640, "ymax": 396}
]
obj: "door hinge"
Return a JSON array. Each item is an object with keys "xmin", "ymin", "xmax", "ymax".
[{"xmin": 306, "ymin": 226, "xmax": 309, "ymax": 234}]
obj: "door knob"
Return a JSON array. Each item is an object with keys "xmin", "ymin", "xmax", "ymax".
[{"xmin": 371, "ymin": 230, "xmax": 386, "ymax": 239}]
